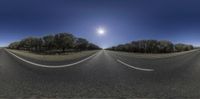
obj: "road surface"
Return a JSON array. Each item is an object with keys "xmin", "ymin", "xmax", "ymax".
[{"xmin": 0, "ymin": 48, "xmax": 200, "ymax": 98}]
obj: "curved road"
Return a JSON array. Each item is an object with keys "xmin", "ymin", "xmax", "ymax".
[{"xmin": 0, "ymin": 48, "xmax": 200, "ymax": 98}]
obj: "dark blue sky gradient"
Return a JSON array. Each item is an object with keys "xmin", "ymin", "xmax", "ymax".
[{"xmin": 0, "ymin": 0, "xmax": 200, "ymax": 47}]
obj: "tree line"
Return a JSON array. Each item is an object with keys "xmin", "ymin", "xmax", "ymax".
[
  {"xmin": 8, "ymin": 33, "xmax": 101, "ymax": 53},
  {"xmin": 106, "ymin": 40, "xmax": 194, "ymax": 53}
]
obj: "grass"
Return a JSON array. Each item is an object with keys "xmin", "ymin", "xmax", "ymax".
[
  {"xmin": 108, "ymin": 49, "xmax": 199, "ymax": 59},
  {"xmin": 7, "ymin": 49, "xmax": 99, "ymax": 62}
]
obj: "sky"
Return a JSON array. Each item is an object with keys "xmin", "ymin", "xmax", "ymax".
[{"xmin": 0, "ymin": 0, "xmax": 200, "ymax": 48}]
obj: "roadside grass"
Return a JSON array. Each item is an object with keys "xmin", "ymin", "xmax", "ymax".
[
  {"xmin": 108, "ymin": 49, "xmax": 199, "ymax": 59},
  {"xmin": 7, "ymin": 49, "xmax": 99, "ymax": 62}
]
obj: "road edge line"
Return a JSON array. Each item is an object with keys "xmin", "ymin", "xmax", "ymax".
[
  {"xmin": 116, "ymin": 59, "xmax": 154, "ymax": 72},
  {"xmin": 6, "ymin": 49, "xmax": 97, "ymax": 68}
]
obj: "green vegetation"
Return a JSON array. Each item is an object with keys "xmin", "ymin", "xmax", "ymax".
[
  {"xmin": 175, "ymin": 43, "xmax": 194, "ymax": 52},
  {"xmin": 8, "ymin": 33, "xmax": 101, "ymax": 54},
  {"xmin": 106, "ymin": 40, "xmax": 194, "ymax": 53}
]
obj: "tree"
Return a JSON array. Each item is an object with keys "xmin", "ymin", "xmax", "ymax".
[
  {"xmin": 175, "ymin": 44, "xmax": 194, "ymax": 52},
  {"xmin": 130, "ymin": 41, "xmax": 139, "ymax": 52},
  {"xmin": 138, "ymin": 40, "xmax": 147, "ymax": 53},
  {"xmin": 54, "ymin": 33, "xmax": 75, "ymax": 52},
  {"xmin": 19, "ymin": 37, "xmax": 33, "ymax": 51},
  {"xmin": 106, "ymin": 40, "xmax": 194, "ymax": 53},
  {"xmin": 35, "ymin": 38, "xmax": 43, "ymax": 52},
  {"xmin": 158, "ymin": 40, "xmax": 174, "ymax": 53},
  {"xmin": 145, "ymin": 40, "xmax": 159, "ymax": 53},
  {"xmin": 43, "ymin": 35, "xmax": 55, "ymax": 51},
  {"xmin": 75, "ymin": 38, "xmax": 89, "ymax": 50},
  {"xmin": 8, "ymin": 42, "xmax": 20, "ymax": 49},
  {"xmin": 8, "ymin": 32, "xmax": 102, "ymax": 53},
  {"xmin": 17, "ymin": 37, "xmax": 42, "ymax": 52},
  {"xmin": 87, "ymin": 43, "xmax": 101, "ymax": 50}
]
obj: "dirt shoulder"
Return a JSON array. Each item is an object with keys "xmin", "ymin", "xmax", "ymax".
[
  {"xmin": 7, "ymin": 49, "xmax": 99, "ymax": 62},
  {"xmin": 107, "ymin": 49, "xmax": 200, "ymax": 59}
]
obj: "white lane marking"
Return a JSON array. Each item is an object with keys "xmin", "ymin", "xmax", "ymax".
[
  {"xmin": 6, "ymin": 50, "xmax": 97, "ymax": 68},
  {"xmin": 117, "ymin": 59, "xmax": 154, "ymax": 72}
]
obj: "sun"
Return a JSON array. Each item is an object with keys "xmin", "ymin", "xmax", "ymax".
[{"xmin": 97, "ymin": 27, "xmax": 105, "ymax": 35}]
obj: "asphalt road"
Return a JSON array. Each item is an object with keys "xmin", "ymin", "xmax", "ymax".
[{"xmin": 0, "ymin": 48, "xmax": 200, "ymax": 98}]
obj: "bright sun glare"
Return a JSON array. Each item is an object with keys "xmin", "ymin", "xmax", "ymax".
[{"xmin": 97, "ymin": 27, "xmax": 105, "ymax": 35}]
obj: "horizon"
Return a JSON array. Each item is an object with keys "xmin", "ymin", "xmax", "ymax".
[
  {"xmin": 1, "ymin": 0, "xmax": 200, "ymax": 47},
  {"xmin": 1, "ymin": 33, "xmax": 199, "ymax": 48}
]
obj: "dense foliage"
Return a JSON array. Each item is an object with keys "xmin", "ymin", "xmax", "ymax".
[
  {"xmin": 8, "ymin": 33, "xmax": 101, "ymax": 53},
  {"xmin": 106, "ymin": 40, "xmax": 194, "ymax": 53}
]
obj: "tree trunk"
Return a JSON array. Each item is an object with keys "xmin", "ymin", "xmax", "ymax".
[{"xmin": 62, "ymin": 48, "xmax": 65, "ymax": 52}]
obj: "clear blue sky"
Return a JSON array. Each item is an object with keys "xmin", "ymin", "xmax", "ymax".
[{"xmin": 0, "ymin": 0, "xmax": 200, "ymax": 48}]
